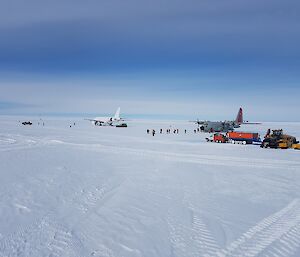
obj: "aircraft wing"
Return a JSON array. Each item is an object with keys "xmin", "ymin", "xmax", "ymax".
[
  {"xmin": 115, "ymin": 117, "xmax": 130, "ymax": 122},
  {"xmin": 84, "ymin": 118, "xmax": 104, "ymax": 123},
  {"xmin": 242, "ymin": 122, "xmax": 262, "ymax": 125},
  {"xmin": 189, "ymin": 120, "xmax": 205, "ymax": 125}
]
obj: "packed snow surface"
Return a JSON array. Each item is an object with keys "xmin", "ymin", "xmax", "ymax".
[{"xmin": 0, "ymin": 116, "xmax": 300, "ymax": 257}]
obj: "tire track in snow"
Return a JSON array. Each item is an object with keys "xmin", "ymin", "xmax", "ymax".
[
  {"xmin": 42, "ymin": 218, "xmax": 83, "ymax": 257},
  {"xmin": 190, "ymin": 211, "xmax": 220, "ymax": 257},
  {"xmin": 60, "ymin": 175, "xmax": 125, "ymax": 257},
  {"xmin": 72, "ymin": 175, "xmax": 125, "ymax": 216},
  {"xmin": 263, "ymin": 222, "xmax": 300, "ymax": 257},
  {"xmin": 214, "ymin": 199, "xmax": 300, "ymax": 257},
  {"xmin": 166, "ymin": 213, "xmax": 192, "ymax": 257},
  {"xmin": 183, "ymin": 188, "xmax": 220, "ymax": 257},
  {"xmin": 0, "ymin": 134, "xmax": 41, "ymax": 152},
  {"xmin": 0, "ymin": 173, "xmax": 124, "ymax": 257},
  {"xmin": 167, "ymin": 211, "xmax": 219, "ymax": 257},
  {"xmin": 90, "ymin": 245, "xmax": 115, "ymax": 257},
  {"xmin": 262, "ymin": 223, "xmax": 300, "ymax": 257},
  {"xmin": 0, "ymin": 215, "xmax": 83, "ymax": 257},
  {"xmin": 166, "ymin": 188, "xmax": 220, "ymax": 257},
  {"xmin": 0, "ymin": 216, "xmax": 41, "ymax": 257}
]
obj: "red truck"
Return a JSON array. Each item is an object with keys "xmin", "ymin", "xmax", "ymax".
[
  {"xmin": 206, "ymin": 133, "xmax": 228, "ymax": 143},
  {"xmin": 226, "ymin": 132, "xmax": 261, "ymax": 145}
]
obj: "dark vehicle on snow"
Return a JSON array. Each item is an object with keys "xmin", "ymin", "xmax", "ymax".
[{"xmin": 22, "ymin": 121, "xmax": 33, "ymax": 125}]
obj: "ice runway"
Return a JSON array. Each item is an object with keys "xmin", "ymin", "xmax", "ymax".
[{"xmin": 0, "ymin": 117, "xmax": 300, "ymax": 257}]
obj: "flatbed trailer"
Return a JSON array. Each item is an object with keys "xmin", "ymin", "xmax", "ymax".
[{"xmin": 227, "ymin": 132, "xmax": 261, "ymax": 145}]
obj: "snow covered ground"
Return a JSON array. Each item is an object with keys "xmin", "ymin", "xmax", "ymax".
[{"xmin": 0, "ymin": 116, "xmax": 300, "ymax": 257}]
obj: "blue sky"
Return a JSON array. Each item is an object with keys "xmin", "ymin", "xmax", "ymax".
[{"xmin": 0, "ymin": 0, "xmax": 299, "ymax": 121}]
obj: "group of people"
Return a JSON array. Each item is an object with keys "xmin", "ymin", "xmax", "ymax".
[
  {"xmin": 146, "ymin": 128, "xmax": 189, "ymax": 136},
  {"xmin": 193, "ymin": 127, "xmax": 201, "ymax": 133}
]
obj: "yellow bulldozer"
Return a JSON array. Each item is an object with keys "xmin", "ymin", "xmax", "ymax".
[{"xmin": 261, "ymin": 129, "xmax": 300, "ymax": 150}]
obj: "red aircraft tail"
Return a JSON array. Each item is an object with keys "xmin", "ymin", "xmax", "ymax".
[{"xmin": 235, "ymin": 107, "xmax": 243, "ymax": 124}]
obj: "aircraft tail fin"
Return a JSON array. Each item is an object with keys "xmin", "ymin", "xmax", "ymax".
[
  {"xmin": 114, "ymin": 107, "xmax": 121, "ymax": 119},
  {"xmin": 235, "ymin": 107, "xmax": 243, "ymax": 124}
]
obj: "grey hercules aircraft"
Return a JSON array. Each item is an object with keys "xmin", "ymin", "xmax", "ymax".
[
  {"xmin": 192, "ymin": 108, "xmax": 260, "ymax": 132},
  {"xmin": 85, "ymin": 107, "xmax": 125, "ymax": 126}
]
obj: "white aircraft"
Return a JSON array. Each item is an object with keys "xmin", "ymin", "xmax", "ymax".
[{"xmin": 86, "ymin": 107, "xmax": 125, "ymax": 126}]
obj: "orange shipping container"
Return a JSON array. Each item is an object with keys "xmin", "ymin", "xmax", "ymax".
[{"xmin": 227, "ymin": 132, "xmax": 259, "ymax": 140}]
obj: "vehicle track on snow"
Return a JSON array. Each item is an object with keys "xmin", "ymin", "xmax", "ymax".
[
  {"xmin": 183, "ymin": 188, "xmax": 221, "ymax": 257},
  {"xmin": 166, "ymin": 186, "xmax": 220, "ymax": 257},
  {"xmin": 70, "ymin": 175, "xmax": 126, "ymax": 219},
  {"xmin": 262, "ymin": 222, "xmax": 300, "ymax": 257},
  {"xmin": 214, "ymin": 198, "xmax": 300, "ymax": 257},
  {"xmin": 59, "ymin": 174, "xmax": 126, "ymax": 256},
  {"xmin": 0, "ymin": 134, "xmax": 40, "ymax": 152},
  {"xmin": 166, "ymin": 212, "xmax": 193, "ymax": 257},
  {"xmin": 0, "ymin": 173, "xmax": 124, "ymax": 257},
  {"xmin": 166, "ymin": 210, "xmax": 220, "ymax": 257},
  {"xmin": 0, "ymin": 214, "xmax": 83, "ymax": 257},
  {"xmin": 70, "ymin": 176, "xmax": 125, "ymax": 257}
]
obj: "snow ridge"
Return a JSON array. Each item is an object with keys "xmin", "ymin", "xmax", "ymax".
[{"xmin": 49, "ymin": 140, "xmax": 300, "ymax": 170}]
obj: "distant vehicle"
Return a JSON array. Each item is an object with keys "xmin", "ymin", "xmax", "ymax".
[
  {"xmin": 85, "ymin": 107, "xmax": 125, "ymax": 126},
  {"xmin": 192, "ymin": 107, "xmax": 260, "ymax": 132},
  {"xmin": 206, "ymin": 133, "xmax": 228, "ymax": 143},
  {"xmin": 22, "ymin": 121, "xmax": 32, "ymax": 125},
  {"xmin": 261, "ymin": 129, "xmax": 298, "ymax": 149},
  {"xmin": 116, "ymin": 123, "xmax": 128, "ymax": 127}
]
